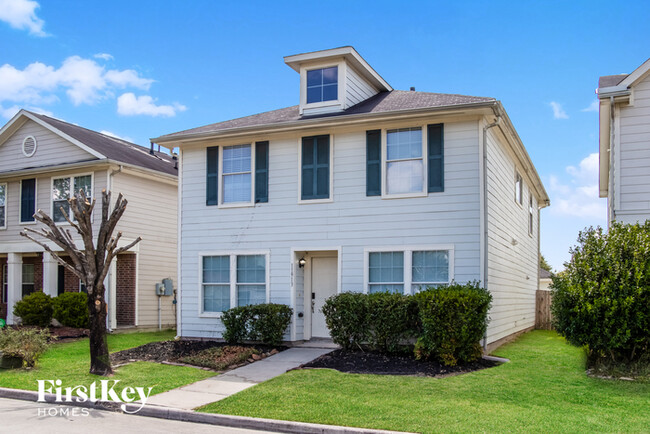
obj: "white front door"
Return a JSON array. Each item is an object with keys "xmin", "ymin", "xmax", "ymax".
[{"xmin": 310, "ymin": 256, "xmax": 337, "ymax": 338}]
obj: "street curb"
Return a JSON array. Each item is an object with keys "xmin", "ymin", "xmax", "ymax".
[{"xmin": 0, "ymin": 387, "xmax": 409, "ymax": 434}]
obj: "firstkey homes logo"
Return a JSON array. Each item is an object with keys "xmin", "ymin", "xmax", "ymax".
[{"xmin": 37, "ymin": 379, "xmax": 155, "ymax": 414}]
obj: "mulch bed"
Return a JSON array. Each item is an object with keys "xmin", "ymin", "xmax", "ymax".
[
  {"xmin": 110, "ymin": 340, "xmax": 286, "ymax": 370},
  {"xmin": 300, "ymin": 349, "xmax": 499, "ymax": 377}
]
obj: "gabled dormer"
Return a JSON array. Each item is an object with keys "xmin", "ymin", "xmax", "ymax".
[{"xmin": 284, "ymin": 46, "xmax": 392, "ymax": 116}]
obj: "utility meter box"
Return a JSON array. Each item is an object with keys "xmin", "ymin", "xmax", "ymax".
[
  {"xmin": 155, "ymin": 283, "xmax": 165, "ymax": 296},
  {"xmin": 162, "ymin": 278, "xmax": 174, "ymax": 296}
]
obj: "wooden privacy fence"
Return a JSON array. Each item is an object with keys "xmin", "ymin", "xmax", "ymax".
[{"xmin": 535, "ymin": 290, "xmax": 553, "ymax": 330}]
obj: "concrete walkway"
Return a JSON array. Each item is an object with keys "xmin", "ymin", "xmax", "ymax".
[{"xmin": 147, "ymin": 345, "xmax": 335, "ymax": 410}]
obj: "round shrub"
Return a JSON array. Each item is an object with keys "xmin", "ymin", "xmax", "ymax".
[
  {"xmin": 414, "ymin": 282, "xmax": 492, "ymax": 366},
  {"xmin": 366, "ymin": 292, "xmax": 418, "ymax": 353},
  {"xmin": 551, "ymin": 222, "xmax": 650, "ymax": 365},
  {"xmin": 13, "ymin": 291, "xmax": 53, "ymax": 327},
  {"xmin": 322, "ymin": 292, "xmax": 370, "ymax": 349},
  {"xmin": 222, "ymin": 303, "xmax": 292, "ymax": 346},
  {"xmin": 53, "ymin": 292, "xmax": 89, "ymax": 328}
]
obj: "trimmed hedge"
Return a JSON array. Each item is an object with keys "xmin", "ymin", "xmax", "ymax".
[
  {"xmin": 222, "ymin": 303, "xmax": 293, "ymax": 346},
  {"xmin": 551, "ymin": 222, "xmax": 650, "ymax": 365},
  {"xmin": 323, "ymin": 283, "xmax": 492, "ymax": 365},
  {"xmin": 414, "ymin": 282, "xmax": 492, "ymax": 366},
  {"xmin": 13, "ymin": 291, "xmax": 53, "ymax": 327},
  {"xmin": 53, "ymin": 292, "xmax": 89, "ymax": 328}
]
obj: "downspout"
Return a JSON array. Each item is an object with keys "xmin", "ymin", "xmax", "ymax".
[
  {"xmin": 482, "ymin": 111, "xmax": 501, "ymax": 350},
  {"xmin": 608, "ymin": 96, "xmax": 616, "ymax": 222}
]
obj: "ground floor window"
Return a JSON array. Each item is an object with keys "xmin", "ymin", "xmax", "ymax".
[
  {"xmin": 1, "ymin": 264, "xmax": 7, "ymax": 303},
  {"xmin": 201, "ymin": 252, "xmax": 268, "ymax": 314},
  {"xmin": 366, "ymin": 247, "xmax": 452, "ymax": 295},
  {"xmin": 22, "ymin": 264, "xmax": 35, "ymax": 298}
]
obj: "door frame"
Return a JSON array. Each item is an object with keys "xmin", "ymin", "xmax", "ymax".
[{"xmin": 290, "ymin": 247, "xmax": 341, "ymax": 341}]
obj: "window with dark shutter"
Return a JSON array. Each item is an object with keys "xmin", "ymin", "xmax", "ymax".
[
  {"xmin": 255, "ymin": 141, "xmax": 269, "ymax": 203},
  {"xmin": 366, "ymin": 130, "xmax": 381, "ymax": 196},
  {"xmin": 206, "ymin": 146, "xmax": 219, "ymax": 206},
  {"xmin": 301, "ymin": 135, "xmax": 330, "ymax": 200},
  {"xmin": 427, "ymin": 124, "xmax": 444, "ymax": 193},
  {"xmin": 20, "ymin": 178, "xmax": 36, "ymax": 222}
]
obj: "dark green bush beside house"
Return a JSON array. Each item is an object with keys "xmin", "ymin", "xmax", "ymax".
[
  {"xmin": 13, "ymin": 291, "xmax": 53, "ymax": 327},
  {"xmin": 323, "ymin": 283, "xmax": 492, "ymax": 365},
  {"xmin": 53, "ymin": 292, "xmax": 89, "ymax": 328},
  {"xmin": 551, "ymin": 222, "xmax": 650, "ymax": 370},
  {"xmin": 222, "ymin": 303, "xmax": 292, "ymax": 346}
]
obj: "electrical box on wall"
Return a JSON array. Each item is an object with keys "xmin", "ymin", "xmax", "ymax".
[
  {"xmin": 155, "ymin": 283, "xmax": 165, "ymax": 296},
  {"xmin": 162, "ymin": 278, "xmax": 173, "ymax": 296}
]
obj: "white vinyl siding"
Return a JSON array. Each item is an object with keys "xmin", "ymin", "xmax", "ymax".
[
  {"xmin": 345, "ymin": 65, "xmax": 379, "ymax": 109},
  {"xmin": 179, "ymin": 119, "xmax": 482, "ymax": 339}
]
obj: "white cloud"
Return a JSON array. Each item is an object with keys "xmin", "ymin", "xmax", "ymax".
[
  {"xmin": 0, "ymin": 55, "xmax": 154, "ymax": 107},
  {"xmin": 549, "ymin": 101, "xmax": 569, "ymax": 119},
  {"xmin": 0, "ymin": 104, "xmax": 52, "ymax": 119},
  {"xmin": 100, "ymin": 130, "xmax": 134, "ymax": 143},
  {"xmin": 94, "ymin": 53, "xmax": 114, "ymax": 61},
  {"xmin": 548, "ymin": 153, "xmax": 606, "ymax": 219},
  {"xmin": 117, "ymin": 93, "xmax": 186, "ymax": 117},
  {"xmin": 0, "ymin": 0, "xmax": 46, "ymax": 36},
  {"xmin": 581, "ymin": 100, "xmax": 599, "ymax": 112}
]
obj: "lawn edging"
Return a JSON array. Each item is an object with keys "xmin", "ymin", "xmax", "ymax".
[{"xmin": 0, "ymin": 386, "xmax": 409, "ymax": 434}]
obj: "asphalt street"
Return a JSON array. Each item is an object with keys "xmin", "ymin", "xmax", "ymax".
[{"xmin": 0, "ymin": 397, "xmax": 276, "ymax": 433}]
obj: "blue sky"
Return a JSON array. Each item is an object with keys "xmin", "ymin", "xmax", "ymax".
[{"xmin": 1, "ymin": 0, "xmax": 649, "ymax": 270}]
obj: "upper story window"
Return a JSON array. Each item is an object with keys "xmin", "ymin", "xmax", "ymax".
[
  {"xmin": 515, "ymin": 172, "xmax": 523, "ymax": 205},
  {"xmin": 52, "ymin": 174, "xmax": 92, "ymax": 223},
  {"xmin": 306, "ymin": 66, "xmax": 338, "ymax": 104},
  {"xmin": 300, "ymin": 135, "xmax": 331, "ymax": 201},
  {"xmin": 528, "ymin": 195, "xmax": 534, "ymax": 236},
  {"xmin": 223, "ymin": 144, "xmax": 252, "ymax": 204},
  {"xmin": 0, "ymin": 183, "xmax": 6, "ymax": 229},
  {"xmin": 20, "ymin": 178, "xmax": 36, "ymax": 223},
  {"xmin": 386, "ymin": 128, "xmax": 424, "ymax": 195}
]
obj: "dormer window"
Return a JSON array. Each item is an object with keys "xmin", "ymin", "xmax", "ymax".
[{"xmin": 306, "ymin": 66, "xmax": 338, "ymax": 104}]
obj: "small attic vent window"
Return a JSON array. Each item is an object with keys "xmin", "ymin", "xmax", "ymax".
[{"xmin": 22, "ymin": 135, "xmax": 37, "ymax": 157}]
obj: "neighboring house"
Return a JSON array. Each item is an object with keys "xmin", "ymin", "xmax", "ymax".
[
  {"xmin": 598, "ymin": 58, "xmax": 650, "ymax": 224},
  {"xmin": 152, "ymin": 47, "xmax": 549, "ymax": 350},
  {"xmin": 539, "ymin": 268, "xmax": 552, "ymax": 291},
  {"xmin": 0, "ymin": 110, "xmax": 178, "ymax": 330}
]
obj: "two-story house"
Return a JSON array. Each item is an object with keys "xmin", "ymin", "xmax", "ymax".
[
  {"xmin": 598, "ymin": 58, "xmax": 650, "ymax": 224},
  {"xmin": 0, "ymin": 110, "xmax": 178, "ymax": 330},
  {"xmin": 152, "ymin": 47, "xmax": 549, "ymax": 350}
]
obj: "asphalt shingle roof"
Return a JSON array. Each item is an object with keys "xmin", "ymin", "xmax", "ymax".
[
  {"xmin": 157, "ymin": 90, "xmax": 496, "ymax": 140},
  {"xmin": 29, "ymin": 112, "xmax": 177, "ymax": 176},
  {"xmin": 598, "ymin": 74, "xmax": 628, "ymax": 89}
]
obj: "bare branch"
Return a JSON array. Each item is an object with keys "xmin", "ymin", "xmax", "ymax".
[{"xmin": 20, "ymin": 232, "xmax": 81, "ymax": 278}]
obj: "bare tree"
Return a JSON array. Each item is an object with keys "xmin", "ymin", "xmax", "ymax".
[{"xmin": 20, "ymin": 189, "xmax": 140, "ymax": 376}]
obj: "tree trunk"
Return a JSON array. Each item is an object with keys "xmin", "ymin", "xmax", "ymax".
[{"xmin": 87, "ymin": 283, "xmax": 113, "ymax": 376}]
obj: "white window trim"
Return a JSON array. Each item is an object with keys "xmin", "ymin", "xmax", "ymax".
[
  {"xmin": 0, "ymin": 182, "xmax": 6, "ymax": 230},
  {"xmin": 515, "ymin": 171, "xmax": 523, "ymax": 207},
  {"xmin": 198, "ymin": 250, "xmax": 270, "ymax": 318},
  {"xmin": 299, "ymin": 60, "xmax": 346, "ymax": 114},
  {"xmin": 50, "ymin": 172, "xmax": 94, "ymax": 225},
  {"xmin": 528, "ymin": 194, "xmax": 535, "ymax": 237},
  {"xmin": 22, "ymin": 135, "xmax": 37, "ymax": 157},
  {"xmin": 381, "ymin": 126, "xmax": 428, "ymax": 200},
  {"xmin": 19, "ymin": 178, "xmax": 38, "ymax": 225},
  {"xmin": 297, "ymin": 135, "xmax": 334, "ymax": 204},
  {"xmin": 217, "ymin": 143, "xmax": 256, "ymax": 209},
  {"xmin": 363, "ymin": 245, "xmax": 454, "ymax": 295}
]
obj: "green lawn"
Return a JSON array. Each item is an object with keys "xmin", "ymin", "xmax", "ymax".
[
  {"xmin": 199, "ymin": 331, "xmax": 650, "ymax": 433},
  {"xmin": 0, "ymin": 330, "xmax": 215, "ymax": 397}
]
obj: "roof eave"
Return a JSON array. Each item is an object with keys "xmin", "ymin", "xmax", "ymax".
[{"xmin": 151, "ymin": 100, "xmax": 498, "ymax": 146}]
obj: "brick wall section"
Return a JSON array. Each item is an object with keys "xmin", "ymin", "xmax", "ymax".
[
  {"xmin": 116, "ymin": 254, "xmax": 136, "ymax": 326},
  {"xmin": 0, "ymin": 257, "xmax": 6, "ymax": 321}
]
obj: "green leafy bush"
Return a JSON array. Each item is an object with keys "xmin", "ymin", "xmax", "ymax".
[
  {"xmin": 551, "ymin": 222, "xmax": 650, "ymax": 367},
  {"xmin": 0, "ymin": 327, "xmax": 51, "ymax": 367},
  {"xmin": 367, "ymin": 292, "xmax": 418, "ymax": 353},
  {"xmin": 414, "ymin": 282, "xmax": 492, "ymax": 366},
  {"xmin": 13, "ymin": 291, "xmax": 53, "ymax": 327},
  {"xmin": 53, "ymin": 292, "xmax": 89, "ymax": 328},
  {"xmin": 322, "ymin": 292, "xmax": 369, "ymax": 350},
  {"xmin": 222, "ymin": 303, "xmax": 292, "ymax": 346}
]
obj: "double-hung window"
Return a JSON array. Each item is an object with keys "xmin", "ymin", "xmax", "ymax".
[
  {"xmin": 52, "ymin": 174, "xmax": 92, "ymax": 222},
  {"xmin": 515, "ymin": 172, "xmax": 523, "ymax": 205},
  {"xmin": 201, "ymin": 253, "xmax": 268, "ymax": 315},
  {"xmin": 22, "ymin": 264, "xmax": 35, "ymax": 298},
  {"xmin": 301, "ymin": 135, "xmax": 331, "ymax": 201},
  {"xmin": 366, "ymin": 247, "xmax": 453, "ymax": 294},
  {"xmin": 20, "ymin": 178, "xmax": 36, "ymax": 223},
  {"xmin": 386, "ymin": 128, "xmax": 424, "ymax": 195},
  {"xmin": 0, "ymin": 183, "xmax": 6, "ymax": 229},
  {"xmin": 222, "ymin": 145, "xmax": 252, "ymax": 204},
  {"xmin": 528, "ymin": 195, "xmax": 534, "ymax": 236},
  {"xmin": 306, "ymin": 66, "xmax": 338, "ymax": 104}
]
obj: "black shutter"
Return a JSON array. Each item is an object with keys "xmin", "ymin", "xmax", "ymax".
[
  {"xmin": 21, "ymin": 178, "xmax": 36, "ymax": 222},
  {"xmin": 255, "ymin": 141, "xmax": 269, "ymax": 203},
  {"xmin": 206, "ymin": 146, "xmax": 219, "ymax": 205},
  {"xmin": 366, "ymin": 129, "xmax": 381, "ymax": 196},
  {"xmin": 427, "ymin": 124, "xmax": 444, "ymax": 193}
]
